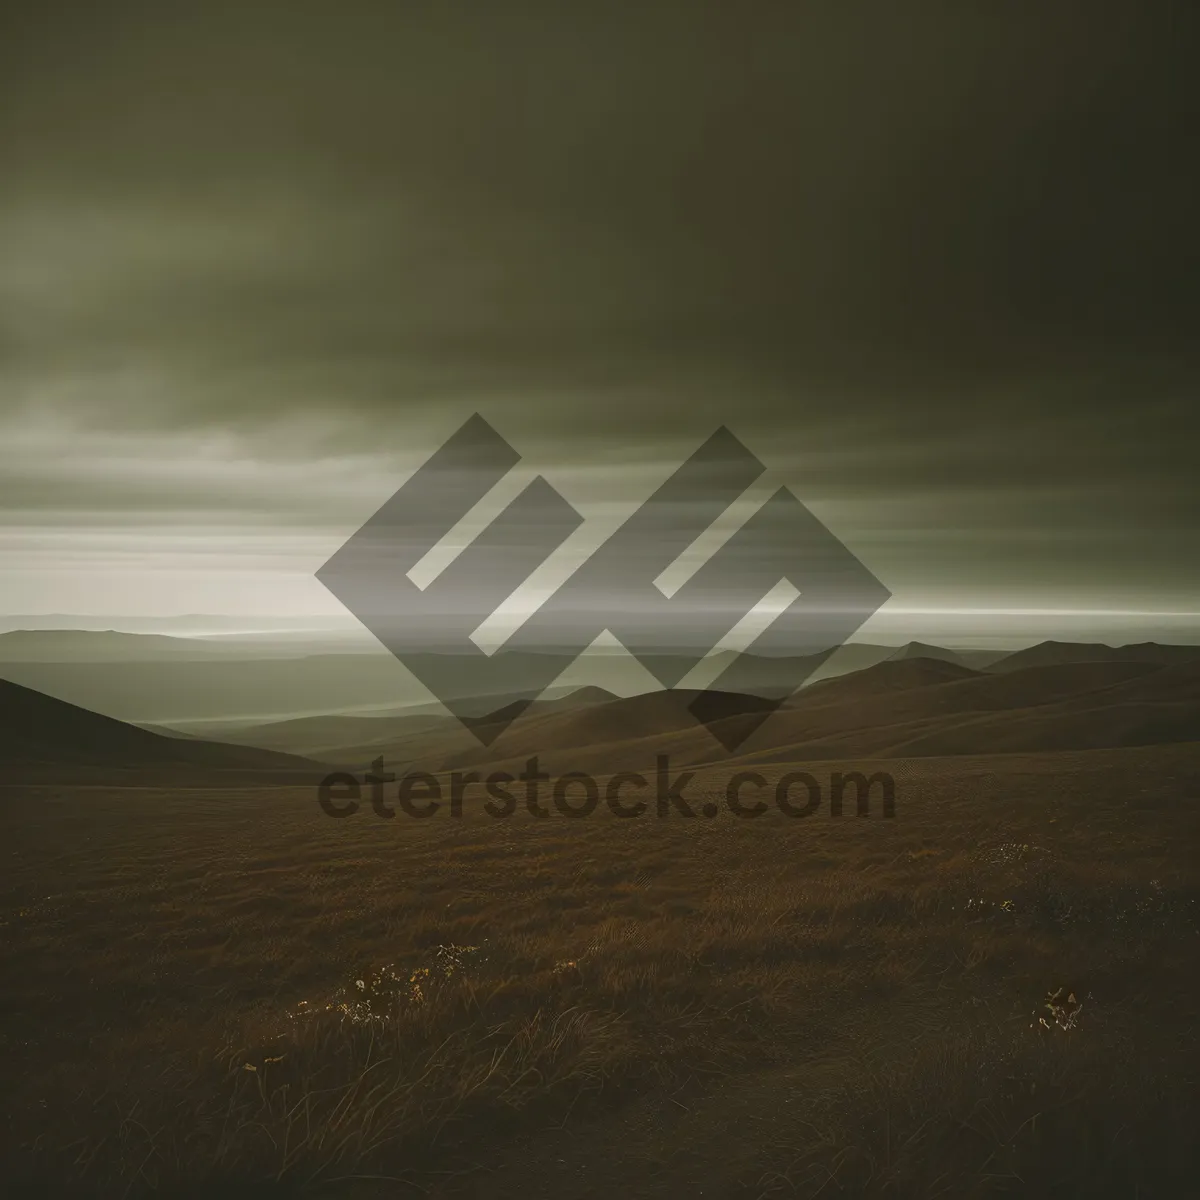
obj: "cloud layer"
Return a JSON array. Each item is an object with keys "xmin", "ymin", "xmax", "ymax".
[{"xmin": 2, "ymin": 4, "xmax": 1198, "ymax": 626}]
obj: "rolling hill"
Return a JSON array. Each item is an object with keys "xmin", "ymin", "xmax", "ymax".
[
  {"xmin": 884, "ymin": 641, "xmax": 1009, "ymax": 670},
  {"xmin": 0, "ymin": 632, "xmax": 951, "ymax": 728},
  {"xmin": 9, "ymin": 631, "xmax": 1200, "ymax": 780},
  {"xmin": 0, "ymin": 654, "xmax": 429, "ymax": 726},
  {"xmin": 305, "ymin": 656, "xmax": 1200, "ymax": 777},
  {"xmin": 801, "ymin": 655, "xmax": 980, "ymax": 698},
  {"xmin": 724, "ymin": 658, "xmax": 1200, "ymax": 767},
  {"xmin": 0, "ymin": 677, "xmax": 323, "ymax": 781}
]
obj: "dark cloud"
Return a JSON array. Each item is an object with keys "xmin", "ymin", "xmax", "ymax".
[{"xmin": 2, "ymin": 3, "xmax": 1198, "ymax": 619}]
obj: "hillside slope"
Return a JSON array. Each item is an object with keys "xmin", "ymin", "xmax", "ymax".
[
  {"xmin": 0, "ymin": 677, "xmax": 322, "ymax": 780},
  {"xmin": 322, "ymin": 658, "xmax": 1200, "ymax": 777}
]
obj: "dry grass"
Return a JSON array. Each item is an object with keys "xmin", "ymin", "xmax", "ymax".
[{"xmin": 1, "ymin": 742, "xmax": 1198, "ymax": 1197}]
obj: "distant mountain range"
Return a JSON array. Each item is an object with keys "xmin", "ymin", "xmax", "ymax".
[
  {"xmin": 985, "ymin": 639, "xmax": 1200, "ymax": 673},
  {"xmin": 0, "ymin": 632, "xmax": 911, "ymax": 725},
  {"xmin": 0, "ymin": 629, "xmax": 303, "ymax": 662},
  {"xmin": 3, "ymin": 632, "xmax": 1200, "ymax": 773},
  {"xmin": 221, "ymin": 653, "xmax": 1200, "ymax": 776},
  {"xmin": 4, "ymin": 646, "xmax": 1198, "ymax": 782},
  {"xmin": 0, "ymin": 615, "xmax": 361, "ymax": 635}
]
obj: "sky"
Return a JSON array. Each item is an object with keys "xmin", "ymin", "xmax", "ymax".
[{"xmin": 2, "ymin": 4, "xmax": 1198, "ymax": 646}]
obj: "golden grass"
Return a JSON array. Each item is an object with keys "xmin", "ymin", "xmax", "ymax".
[{"xmin": 1, "ymin": 742, "xmax": 1198, "ymax": 1197}]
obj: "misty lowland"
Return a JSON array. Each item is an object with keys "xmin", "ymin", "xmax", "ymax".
[{"xmin": 3, "ymin": 629, "xmax": 1198, "ymax": 1198}]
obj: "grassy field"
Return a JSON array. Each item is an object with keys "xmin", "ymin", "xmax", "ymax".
[{"xmin": 2, "ymin": 743, "xmax": 1198, "ymax": 1197}]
